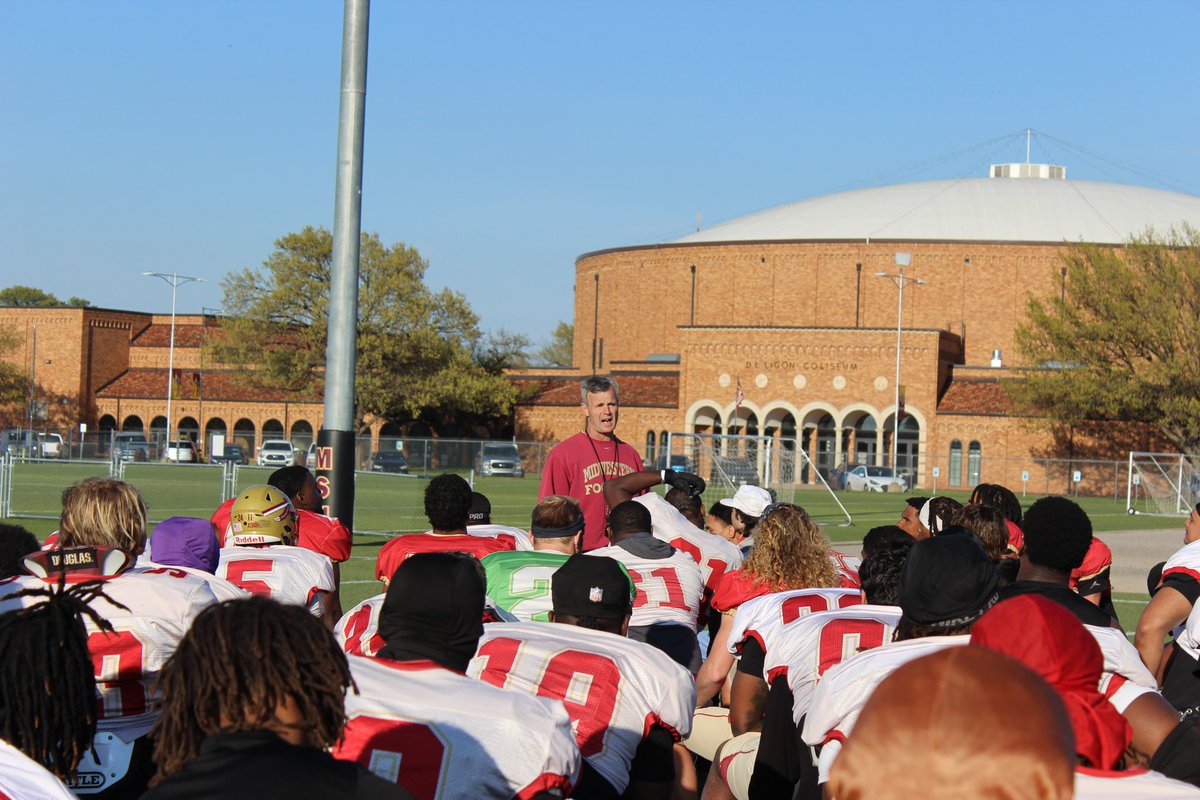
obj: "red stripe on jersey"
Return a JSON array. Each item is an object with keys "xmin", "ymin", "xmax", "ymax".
[
  {"xmin": 515, "ymin": 770, "xmax": 576, "ymax": 800},
  {"xmin": 1162, "ymin": 567, "xmax": 1200, "ymax": 587}
]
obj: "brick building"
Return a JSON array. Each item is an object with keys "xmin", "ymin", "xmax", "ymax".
[
  {"xmin": 512, "ymin": 165, "xmax": 1200, "ymax": 492},
  {"xmin": 0, "ymin": 307, "xmax": 325, "ymax": 456}
]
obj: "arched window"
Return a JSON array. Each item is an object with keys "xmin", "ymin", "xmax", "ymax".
[
  {"xmin": 967, "ymin": 441, "xmax": 982, "ymax": 487},
  {"xmin": 645, "ymin": 431, "xmax": 656, "ymax": 466},
  {"xmin": 949, "ymin": 440, "xmax": 963, "ymax": 487}
]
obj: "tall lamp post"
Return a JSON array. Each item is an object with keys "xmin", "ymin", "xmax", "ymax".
[
  {"xmin": 876, "ymin": 253, "xmax": 925, "ymax": 478},
  {"xmin": 143, "ymin": 272, "xmax": 205, "ymax": 449}
]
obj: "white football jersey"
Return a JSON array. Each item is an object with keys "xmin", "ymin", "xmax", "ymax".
[
  {"xmin": 1076, "ymin": 767, "xmax": 1200, "ymax": 798},
  {"xmin": 216, "ymin": 545, "xmax": 334, "ymax": 617},
  {"xmin": 469, "ymin": 523, "xmax": 534, "ymax": 551},
  {"xmin": 587, "ymin": 545, "xmax": 704, "ymax": 629},
  {"xmin": 1084, "ymin": 622, "xmax": 1160, "ymax": 713},
  {"xmin": 337, "ymin": 594, "xmax": 387, "ymax": 657},
  {"xmin": 829, "ymin": 551, "xmax": 862, "ymax": 588},
  {"xmin": 0, "ymin": 738, "xmax": 76, "ymax": 800},
  {"xmin": 1174, "ymin": 594, "xmax": 1200, "ymax": 662},
  {"xmin": 334, "ymin": 655, "xmax": 581, "ymax": 799},
  {"xmin": 728, "ymin": 588, "xmax": 864, "ymax": 662},
  {"xmin": 1162, "ymin": 540, "xmax": 1200, "ymax": 587},
  {"xmin": 0, "ymin": 568, "xmax": 218, "ymax": 740},
  {"xmin": 469, "ymin": 622, "xmax": 695, "ymax": 794},
  {"xmin": 135, "ymin": 554, "xmax": 249, "ymax": 602},
  {"xmin": 637, "ymin": 492, "xmax": 744, "ymax": 602},
  {"xmin": 765, "ymin": 605, "xmax": 901, "ymax": 720}
]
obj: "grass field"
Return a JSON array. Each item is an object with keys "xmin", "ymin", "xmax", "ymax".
[{"xmin": 2, "ymin": 462, "xmax": 1177, "ymax": 612}]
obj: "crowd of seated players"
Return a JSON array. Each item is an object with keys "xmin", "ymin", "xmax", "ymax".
[{"xmin": 3, "ymin": 468, "xmax": 1200, "ymax": 799}]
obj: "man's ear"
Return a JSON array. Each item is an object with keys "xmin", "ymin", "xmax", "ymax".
[
  {"xmin": 619, "ymin": 614, "xmax": 631, "ymax": 637},
  {"xmin": 547, "ymin": 610, "xmax": 557, "ymax": 623},
  {"xmin": 860, "ymin": 589, "xmax": 869, "ymax": 604}
]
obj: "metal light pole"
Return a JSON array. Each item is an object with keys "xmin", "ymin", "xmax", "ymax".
[
  {"xmin": 876, "ymin": 253, "xmax": 925, "ymax": 476},
  {"xmin": 144, "ymin": 272, "xmax": 205, "ymax": 449}
]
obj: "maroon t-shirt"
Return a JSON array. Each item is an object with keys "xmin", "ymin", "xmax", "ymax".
[{"xmin": 538, "ymin": 432, "xmax": 642, "ymax": 551}]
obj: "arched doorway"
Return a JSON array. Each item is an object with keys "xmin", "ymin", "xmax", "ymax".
[
  {"xmin": 262, "ymin": 419, "xmax": 284, "ymax": 440},
  {"xmin": 882, "ymin": 414, "xmax": 921, "ymax": 486},
  {"xmin": 178, "ymin": 416, "xmax": 199, "ymax": 444},
  {"xmin": 853, "ymin": 415, "xmax": 878, "ymax": 464},
  {"xmin": 204, "ymin": 418, "xmax": 227, "ymax": 458},
  {"xmin": 148, "ymin": 415, "xmax": 167, "ymax": 452},
  {"xmin": 233, "ymin": 418, "xmax": 256, "ymax": 453},
  {"xmin": 800, "ymin": 410, "xmax": 837, "ymax": 483},
  {"xmin": 122, "ymin": 415, "xmax": 144, "ymax": 432},
  {"xmin": 290, "ymin": 420, "xmax": 314, "ymax": 450}
]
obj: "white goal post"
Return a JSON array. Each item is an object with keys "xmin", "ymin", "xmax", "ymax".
[
  {"xmin": 661, "ymin": 432, "xmax": 852, "ymax": 527},
  {"xmin": 1126, "ymin": 451, "xmax": 1200, "ymax": 517}
]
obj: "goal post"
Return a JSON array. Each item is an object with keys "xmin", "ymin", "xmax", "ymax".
[
  {"xmin": 1126, "ymin": 451, "xmax": 1200, "ymax": 517},
  {"xmin": 662, "ymin": 432, "xmax": 852, "ymax": 527}
]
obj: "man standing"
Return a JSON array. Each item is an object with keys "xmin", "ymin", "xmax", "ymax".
[{"xmin": 539, "ymin": 376, "xmax": 643, "ymax": 551}]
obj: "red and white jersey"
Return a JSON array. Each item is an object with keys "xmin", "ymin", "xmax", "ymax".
[
  {"xmin": 1175, "ymin": 599, "xmax": 1200, "ymax": 662},
  {"xmin": 637, "ymin": 492, "xmax": 743, "ymax": 604},
  {"xmin": 337, "ymin": 595, "xmax": 387, "ymax": 657},
  {"xmin": 802, "ymin": 635, "xmax": 969, "ymax": 739},
  {"xmin": 0, "ymin": 738, "xmax": 76, "ymax": 800},
  {"xmin": 0, "ymin": 567, "xmax": 217, "ymax": 740},
  {"xmin": 297, "ymin": 508, "xmax": 353, "ymax": 563},
  {"xmin": 1087, "ymin": 622, "xmax": 1160, "ymax": 713},
  {"xmin": 376, "ymin": 533, "xmax": 516, "ymax": 581},
  {"xmin": 469, "ymin": 523, "xmax": 534, "ymax": 551},
  {"xmin": 728, "ymin": 588, "xmax": 863, "ymax": 661},
  {"xmin": 586, "ymin": 545, "xmax": 704, "ymax": 629},
  {"xmin": 216, "ymin": 545, "xmax": 334, "ymax": 617},
  {"xmin": 334, "ymin": 655, "xmax": 581, "ymax": 800},
  {"xmin": 764, "ymin": 605, "xmax": 901, "ymax": 720},
  {"xmin": 829, "ymin": 551, "xmax": 862, "ymax": 589},
  {"xmin": 335, "ymin": 594, "xmax": 516, "ymax": 658},
  {"xmin": 1071, "ymin": 536, "xmax": 1113, "ymax": 594},
  {"xmin": 1161, "ymin": 539, "xmax": 1200, "ymax": 588},
  {"xmin": 1076, "ymin": 767, "xmax": 1200, "ymax": 798},
  {"xmin": 134, "ymin": 554, "xmax": 249, "ymax": 602},
  {"xmin": 469, "ymin": 622, "xmax": 695, "ymax": 794}
]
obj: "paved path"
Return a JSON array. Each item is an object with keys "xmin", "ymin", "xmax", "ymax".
[{"xmin": 833, "ymin": 525, "xmax": 1187, "ymax": 596}]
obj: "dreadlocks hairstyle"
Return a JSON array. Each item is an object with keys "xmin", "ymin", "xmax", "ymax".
[
  {"xmin": 59, "ymin": 477, "xmax": 148, "ymax": 554},
  {"xmin": 0, "ymin": 580, "xmax": 116, "ymax": 779},
  {"xmin": 150, "ymin": 597, "xmax": 353, "ymax": 785},
  {"xmin": 969, "ymin": 483, "xmax": 1023, "ymax": 526},
  {"xmin": 741, "ymin": 503, "xmax": 840, "ymax": 592},
  {"xmin": 953, "ymin": 503, "xmax": 1010, "ymax": 560}
]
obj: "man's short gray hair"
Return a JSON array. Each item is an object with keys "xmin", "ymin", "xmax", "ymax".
[{"xmin": 580, "ymin": 375, "xmax": 619, "ymax": 404}]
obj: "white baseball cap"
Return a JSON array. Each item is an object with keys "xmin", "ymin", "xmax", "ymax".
[{"xmin": 718, "ymin": 485, "xmax": 773, "ymax": 518}]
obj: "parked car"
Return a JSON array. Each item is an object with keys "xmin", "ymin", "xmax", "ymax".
[
  {"xmin": 112, "ymin": 432, "xmax": 150, "ymax": 462},
  {"xmin": 257, "ymin": 440, "xmax": 296, "ymax": 467},
  {"xmin": 371, "ymin": 450, "xmax": 409, "ymax": 474},
  {"xmin": 478, "ymin": 442, "xmax": 524, "ymax": 478},
  {"xmin": 844, "ymin": 464, "xmax": 909, "ymax": 493},
  {"xmin": 209, "ymin": 444, "xmax": 248, "ymax": 465},
  {"xmin": 37, "ymin": 432, "xmax": 64, "ymax": 458},
  {"xmin": 163, "ymin": 440, "xmax": 198, "ymax": 463},
  {"xmin": 654, "ymin": 454, "xmax": 694, "ymax": 474},
  {"xmin": 710, "ymin": 456, "xmax": 760, "ymax": 486}
]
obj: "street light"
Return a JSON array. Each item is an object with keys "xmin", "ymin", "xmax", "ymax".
[
  {"xmin": 144, "ymin": 272, "xmax": 206, "ymax": 449},
  {"xmin": 876, "ymin": 253, "xmax": 925, "ymax": 479}
]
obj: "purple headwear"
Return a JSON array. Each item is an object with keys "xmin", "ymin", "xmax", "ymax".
[{"xmin": 149, "ymin": 516, "xmax": 219, "ymax": 573}]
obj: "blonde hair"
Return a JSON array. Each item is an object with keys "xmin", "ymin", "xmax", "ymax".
[
  {"xmin": 58, "ymin": 478, "xmax": 148, "ymax": 554},
  {"xmin": 532, "ymin": 495, "xmax": 582, "ymax": 529},
  {"xmin": 741, "ymin": 503, "xmax": 839, "ymax": 591}
]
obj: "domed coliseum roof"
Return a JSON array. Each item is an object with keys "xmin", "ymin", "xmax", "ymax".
[{"xmin": 671, "ymin": 176, "xmax": 1200, "ymax": 246}]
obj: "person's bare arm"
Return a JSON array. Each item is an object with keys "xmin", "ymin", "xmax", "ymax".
[
  {"xmin": 603, "ymin": 471, "xmax": 664, "ymax": 508},
  {"xmin": 1135, "ymin": 586, "xmax": 1192, "ymax": 676},
  {"xmin": 695, "ymin": 614, "xmax": 737, "ymax": 707},
  {"xmin": 729, "ymin": 671, "xmax": 769, "ymax": 736},
  {"xmin": 1122, "ymin": 690, "xmax": 1185, "ymax": 766}
]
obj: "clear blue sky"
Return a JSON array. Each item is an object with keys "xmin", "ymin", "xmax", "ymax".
[{"xmin": 3, "ymin": 2, "xmax": 1198, "ymax": 348}]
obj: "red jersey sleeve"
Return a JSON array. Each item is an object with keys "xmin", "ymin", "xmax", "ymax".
[
  {"xmin": 297, "ymin": 510, "xmax": 353, "ymax": 562},
  {"xmin": 711, "ymin": 569, "xmax": 769, "ymax": 613},
  {"xmin": 211, "ymin": 498, "xmax": 235, "ymax": 547}
]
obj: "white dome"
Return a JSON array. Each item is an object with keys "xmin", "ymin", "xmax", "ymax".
[{"xmin": 671, "ymin": 177, "xmax": 1200, "ymax": 245}]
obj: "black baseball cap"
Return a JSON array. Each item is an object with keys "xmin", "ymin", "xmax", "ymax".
[
  {"xmin": 899, "ymin": 533, "xmax": 999, "ymax": 628},
  {"xmin": 552, "ymin": 554, "xmax": 634, "ymax": 620},
  {"xmin": 468, "ymin": 492, "xmax": 491, "ymax": 523}
]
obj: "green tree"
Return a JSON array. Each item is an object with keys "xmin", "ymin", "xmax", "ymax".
[
  {"xmin": 0, "ymin": 286, "xmax": 89, "ymax": 307},
  {"xmin": 475, "ymin": 329, "xmax": 532, "ymax": 373},
  {"xmin": 213, "ymin": 227, "xmax": 518, "ymax": 430},
  {"xmin": 534, "ymin": 321, "xmax": 574, "ymax": 367},
  {"xmin": 1014, "ymin": 228, "xmax": 1200, "ymax": 455}
]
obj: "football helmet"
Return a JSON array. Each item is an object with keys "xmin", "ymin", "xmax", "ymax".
[{"xmin": 228, "ymin": 484, "xmax": 297, "ymax": 546}]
